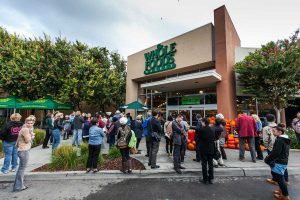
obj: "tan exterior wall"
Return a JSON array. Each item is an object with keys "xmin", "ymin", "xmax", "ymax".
[{"xmin": 214, "ymin": 5, "xmax": 241, "ymax": 119}]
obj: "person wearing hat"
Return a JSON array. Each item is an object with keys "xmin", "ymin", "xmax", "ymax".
[
  {"xmin": 116, "ymin": 117, "xmax": 132, "ymax": 173},
  {"xmin": 264, "ymin": 123, "xmax": 290, "ymax": 200}
]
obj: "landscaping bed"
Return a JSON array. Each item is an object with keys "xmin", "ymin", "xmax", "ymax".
[{"xmin": 32, "ymin": 144, "xmax": 146, "ymax": 172}]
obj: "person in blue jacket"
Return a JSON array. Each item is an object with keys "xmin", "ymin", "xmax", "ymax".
[
  {"xmin": 142, "ymin": 111, "xmax": 152, "ymax": 157},
  {"xmin": 86, "ymin": 118, "xmax": 105, "ymax": 173}
]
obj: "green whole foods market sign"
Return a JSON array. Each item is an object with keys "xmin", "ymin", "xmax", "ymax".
[
  {"xmin": 144, "ymin": 43, "xmax": 176, "ymax": 75},
  {"xmin": 181, "ymin": 96, "xmax": 200, "ymax": 105}
]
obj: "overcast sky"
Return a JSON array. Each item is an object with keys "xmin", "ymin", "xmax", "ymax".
[{"xmin": 1, "ymin": 0, "xmax": 299, "ymax": 58}]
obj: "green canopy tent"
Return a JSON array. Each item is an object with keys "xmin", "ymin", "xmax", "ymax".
[
  {"xmin": 0, "ymin": 96, "xmax": 23, "ymax": 109},
  {"xmin": 120, "ymin": 101, "xmax": 148, "ymax": 110},
  {"xmin": 0, "ymin": 96, "xmax": 23, "ymax": 121},
  {"xmin": 16, "ymin": 97, "xmax": 74, "ymax": 110},
  {"xmin": 120, "ymin": 101, "xmax": 148, "ymax": 117}
]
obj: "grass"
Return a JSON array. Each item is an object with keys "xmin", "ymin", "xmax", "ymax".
[
  {"xmin": 32, "ymin": 128, "xmax": 46, "ymax": 148},
  {"xmin": 106, "ymin": 146, "xmax": 121, "ymax": 160},
  {"xmin": 50, "ymin": 143, "xmax": 104, "ymax": 171}
]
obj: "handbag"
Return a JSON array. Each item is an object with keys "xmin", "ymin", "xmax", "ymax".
[{"xmin": 150, "ymin": 119, "xmax": 161, "ymax": 142}]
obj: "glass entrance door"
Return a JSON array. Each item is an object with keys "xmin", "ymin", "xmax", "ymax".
[{"xmin": 167, "ymin": 107, "xmax": 204, "ymax": 126}]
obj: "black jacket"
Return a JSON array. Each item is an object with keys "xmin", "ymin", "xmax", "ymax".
[
  {"xmin": 210, "ymin": 125, "xmax": 224, "ymax": 140},
  {"xmin": 0, "ymin": 121, "xmax": 24, "ymax": 142},
  {"xmin": 197, "ymin": 125, "xmax": 216, "ymax": 155},
  {"xmin": 73, "ymin": 116, "xmax": 84, "ymax": 129},
  {"xmin": 265, "ymin": 135, "xmax": 290, "ymax": 165},
  {"xmin": 147, "ymin": 117, "xmax": 162, "ymax": 135},
  {"xmin": 53, "ymin": 119, "xmax": 64, "ymax": 130}
]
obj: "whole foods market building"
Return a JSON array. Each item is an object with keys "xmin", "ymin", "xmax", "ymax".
[{"xmin": 126, "ymin": 6, "xmax": 254, "ymax": 125}]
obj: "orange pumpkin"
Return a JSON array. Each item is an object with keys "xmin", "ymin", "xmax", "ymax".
[
  {"xmin": 188, "ymin": 143, "xmax": 195, "ymax": 151},
  {"xmin": 260, "ymin": 145, "xmax": 265, "ymax": 152},
  {"xmin": 227, "ymin": 141, "xmax": 235, "ymax": 145},
  {"xmin": 236, "ymin": 144, "xmax": 240, "ymax": 149},
  {"xmin": 224, "ymin": 144, "xmax": 228, "ymax": 148},
  {"xmin": 227, "ymin": 134, "xmax": 234, "ymax": 140},
  {"xmin": 245, "ymin": 143, "xmax": 250, "ymax": 151},
  {"xmin": 234, "ymin": 138, "xmax": 239, "ymax": 144},
  {"xmin": 230, "ymin": 120, "xmax": 236, "ymax": 126},
  {"xmin": 228, "ymin": 144, "xmax": 235, "ymax": 149}
]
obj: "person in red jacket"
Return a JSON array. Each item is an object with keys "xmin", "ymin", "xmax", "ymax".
[{"xmin": 235, "ymin": 113, "xmax": 258, "ymax": 163}]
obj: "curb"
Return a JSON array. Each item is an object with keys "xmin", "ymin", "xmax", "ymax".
[{"xmin": 1, "ymin": 167, "xmax": 300, "ymax": 182}]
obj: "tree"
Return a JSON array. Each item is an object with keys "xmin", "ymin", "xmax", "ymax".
[{"xmin": 235, "ymin": 29, "xmax": 300, "ymax": 122}]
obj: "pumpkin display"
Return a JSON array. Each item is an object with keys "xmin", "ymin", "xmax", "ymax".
[
  {"xmin": 228, "ymin": 144, "xmax": 236, "ymax": 149},
  {"xmin": 224, "ymin": 144, "xmax": 228, "ymax": 148},
  {"xmin": 227, "ymin": 140, "xmax": 235, "ymax": 145}
]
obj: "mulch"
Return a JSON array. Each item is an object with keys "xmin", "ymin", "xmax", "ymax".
[{"xmin": 32, "ymin": 157, "xmax": 146, "ymax": 172}]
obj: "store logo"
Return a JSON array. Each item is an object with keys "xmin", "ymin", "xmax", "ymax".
[{"xmin": 144, "ymin": 42, "xmax": 176, "ymax": 75}]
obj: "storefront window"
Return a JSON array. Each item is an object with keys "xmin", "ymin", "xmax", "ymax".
[{"xmin": 205, "ymin": 94, "xmax": 217, "ymax": 104}]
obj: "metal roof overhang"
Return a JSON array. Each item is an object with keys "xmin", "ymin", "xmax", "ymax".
[{"xmin": 140, "ymin": 69, "xmax": 221, "ymax": 92}]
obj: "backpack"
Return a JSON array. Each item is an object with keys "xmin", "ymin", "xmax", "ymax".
[{"xmin": 117, "ymin": 127, "xmax": 130, "ymax": 149}]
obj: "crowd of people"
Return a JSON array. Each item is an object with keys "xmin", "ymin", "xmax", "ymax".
[{"xmin": 0, "ymin": 109, "xmax": 299, "ymax": 199}]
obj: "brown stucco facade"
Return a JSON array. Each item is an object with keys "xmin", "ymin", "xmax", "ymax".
[{"xmin": 126, "ymin": 5, "xmax": 242, "ymax": 120}]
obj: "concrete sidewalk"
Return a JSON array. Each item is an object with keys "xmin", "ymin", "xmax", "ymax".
[{"xmin": 1, "ymin": 136, "xmax": 300, "ymax": 181}]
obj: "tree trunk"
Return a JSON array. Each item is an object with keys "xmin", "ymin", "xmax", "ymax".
[{"xmin": 275, "ymin": 108, "xmax": 281, "ymax": 123}]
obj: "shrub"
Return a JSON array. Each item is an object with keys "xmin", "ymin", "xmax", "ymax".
[
  {"xmin": 107, "ymin": 146, "xmax": 121, "ymax": 160},
  {"xmin": 50, "ymin": 145, "xmax": 78, "ymax": 170},
  {"xmin": 286, "ymin": 128, "xmax": 300, "ymax": 149},
  {"xmin": 32, "ymin": 128, "xmax": 46, "ymax": 148},
  {"xmin": 50, "ymin": 144, "xmax": 104, "ymax": 170}
]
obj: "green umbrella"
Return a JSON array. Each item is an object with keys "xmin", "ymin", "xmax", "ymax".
[
  {"xmin": 17, "ymin": 96, "xmax": 73, "ymax": 110},
  {"xmin": 0, "ymin": 96, "xmax": 23, "ymax": 109},
  {"xmin": 120, "ymin": 101, "xmax": 148, "ymax": 110}
]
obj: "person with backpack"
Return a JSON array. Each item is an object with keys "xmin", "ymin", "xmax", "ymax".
[
  {"xmin": 263, "ymin": 114, "xmax": 277, "ymax": 155},
  {"xmin": 211, "ymin": 118, "xmax": 225, "ymax": 167},
  {"xmin": 292, "ymin": 111, "xmax": 300, "ymax": 144},
  {"xmin": 164, "ymin": 115, "xmax": 173, "ymax": 156},
  {"xmin": 264, "ymin": 123, "xmax": 291, "ymax": 200},
  {"xmin": 252, "ymin": 114, "xmax": 264, "ymax": 160},
  {"xmin": 0, "ymin": 113, "xmax": 23, "ymax": 174},
  {"xmin": 172, "ymin": 114, "xmax": 186, "ymax": 174},
  {"xmin": 116, "ymin": 117, "xmax": 132, "ymax": 173},
  {"xmin": 147, "ymin": 111, "xmax": 162, "ymax": 169},
  {"xmin": 142, "ymin": 111, "xmax": 152, "ymax": 157},
  {"xmin": 134, "ymin": 115, "xmax": 143, "ymax": 151}
]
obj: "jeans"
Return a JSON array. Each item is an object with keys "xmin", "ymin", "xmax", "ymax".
[
  {"xmin": 13, "ymin": 151, "xmax": 29, "ymax": 191},
  {"xmin": 255, "ymin": 137, "xmax": 263, "ymax": 159},
  {"xmin": 165, "ymin": 136, "xmax": 173, "ymax": 154},
  {"xmin": 1, "ymin": 141, "xmax": 18, "ymax": 173},
  {"xmin": 201, "ymin": 154, "xmax": 214, "ymax": 181},
  {"xmin": 43, "ymin": 128, "xmax": 52, "ymax": 148},
  {"xmin": 52, "ymin": 129, "xmax": 61, "ymax": 150},
  {"xmin": 120, "ymin": 147, "xmax": 130, "ymax": 162},
  {"xmin": 271, "ymin": 171, "xmax": 289, "ymax": 196},
  {"xmin": 239, "ymin": 137, "xmax": 256, "ymax": 161},
  {"xmin": 86, "ymin": 144, "xmax": 101, "ymax": 169},
  {"xmin": 149, "ymin": 139, "xmax": 160, "ymax": 167},
  {"xmin": 63, "ymin": 129, "xmax": 71, "ymax": 140},
  {"xmin": 72, "ymin": 129, "xmax": 82, "ymax": 146}
]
